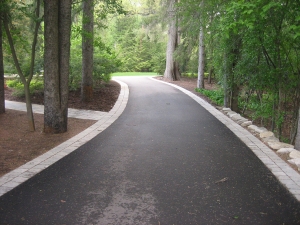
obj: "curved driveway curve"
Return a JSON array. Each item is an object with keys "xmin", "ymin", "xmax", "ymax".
[{"xmin": 1, "ymin": 76, "xmax": 300, "ymax": 224}]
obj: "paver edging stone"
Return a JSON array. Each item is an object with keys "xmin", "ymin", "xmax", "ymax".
[
  {"xmin": 150, "ymin": 77, "xmax": 300, "ymax": 201},
  {"xmin": 220, "ymin": 108, "xmax": 300, "ymax": 172},
  {"xmin": 0, "ymin": 78, "xmax": 129, "ymax": 197}
]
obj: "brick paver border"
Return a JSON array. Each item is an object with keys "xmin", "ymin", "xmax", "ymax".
[{"xmin": 0, "ymin": 78, "xmax": 129, "ymax": 197}]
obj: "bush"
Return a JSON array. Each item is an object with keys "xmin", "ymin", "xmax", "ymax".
[
  {"xmin": 195, "ymin": 88, "xmax": 224, "ymax": 106},
  {"xmin": 69, "ymin": 39, "xmax": 121, "ymax": 90},
  {"xmin": 6, "ymin": 79, "xmax": 44, "ymax": 97}
]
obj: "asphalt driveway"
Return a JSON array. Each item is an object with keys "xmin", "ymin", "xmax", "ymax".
[{"xmin": 0, "ymin": 77, "xmax": 300, "ymax": 224}]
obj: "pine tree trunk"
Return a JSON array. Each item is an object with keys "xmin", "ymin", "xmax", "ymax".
[
  {"xmin": 197, "ymin": 26, "xmax": 205, "ymax": 89},
  {"xmin": 81, "ymin": 0, "xmax": 94, "ymax": 102},
  {"xmin": 59, "ymin": 0, "xmax": 72, "ymax": 130},
  {"xmin": 0, "ymin": 16, "xmax": 4, "ymax": 114},
  {"xmin": 44, "ymin": 0, "xmax": 71, "ymax": 133},
  {"xmin": 163, "ymin": 0, "xmax": 180, "ymax": 81}
]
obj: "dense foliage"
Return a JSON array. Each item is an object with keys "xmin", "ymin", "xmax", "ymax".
[
  {"xmin": 2, "ymin": 0, "xmax": 300, "ymax": 141},
  {"xmin": 176, "ymin": 0, "xmax": 300, "ymax": 143}
]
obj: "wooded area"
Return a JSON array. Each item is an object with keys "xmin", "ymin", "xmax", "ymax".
[{"xmin": 1, "ymin": 0, "xmax": 300, "ymax": 146}]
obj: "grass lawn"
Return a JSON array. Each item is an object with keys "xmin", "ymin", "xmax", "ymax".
[{"xmin": 112, "ymin": 72, "xmax": 159, "ymax": 77}]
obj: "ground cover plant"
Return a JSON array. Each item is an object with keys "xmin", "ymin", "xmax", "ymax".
[{"xmin": 6, "ymin": 78, "xmax": 43, "ymax": 97}]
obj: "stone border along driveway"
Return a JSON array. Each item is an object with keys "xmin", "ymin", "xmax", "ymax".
[
  {"xmin": 0, "ymin": 78, "xmax": 129, "ymax": 197},
  {"xmin": 151, "ymin": 77, "xmax": 300, "ymax": 201},
  {"xmin": 2, "ymin": 77, "xmax": 300, "ymax": 202}
]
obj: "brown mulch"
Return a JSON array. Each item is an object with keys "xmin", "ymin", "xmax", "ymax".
[
  {"xmin": 1, "ymin": 80, "xmax": 120, "ymax": 177},
  {"xmin": 5, "ymin": 81, "xmax": 121, "ymax": 112}
]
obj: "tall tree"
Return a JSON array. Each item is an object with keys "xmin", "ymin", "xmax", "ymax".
[
  {"xmin": 81, "ymin": 0, "xmax": 94, "ymax": 102},
  {"xmin": 44, "ymin": 0, "xmax": 72, "ymax": 133},
  {"xmin": 3, "ymin": 0, "xmax": 42, "ymax": 130},
  {"xmin": 196, "ymin": 1, "xmax": 205, "ymax": 89},
  {"xmin": 0, "ymin": 7, "xmax": 4, "ymax": 114},
  {"xmin": 197, "ymin": 25, "xmax": 205, "ymax": 89},
  {"xmin": 164, "ymin": 0, "xmax": 180, "ymax": 81},
  {"xmin": 295, "ymin": 110, "xmax": 300, "ymax": 149}
]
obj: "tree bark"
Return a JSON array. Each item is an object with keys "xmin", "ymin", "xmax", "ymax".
[
  {"xmin": 81, "ymin": 0, "xmax": 94, "ymax": 102},
  {"xmin": 294, "ymin": 107, "xmax": 300, "ymax": 149},
  {"xmin": 207, "ymin": 13, "xmax": 214, "ymax": 84},
  {"xmin": 163, "ymin": 0, "xmax": 180, "ymax": 81},
  {"xmin": 231, "ymin": 82, "xmax": 239, "ymax": 112},
  {"xmin": 223, "ymin": 54, "xmax": 230, "ymax": 108},
  {"xmin": 0, "ymin": 15, "xmax": 4, "ymax": 114},
  {"xmin": 208, "ymin": 67, "xmax": 213, "ymax": 84},
  {"xmin": 44, "ymin": 0, "xmax": 71, "ymax": 133},
  {"xmin": 223, "ymin": 33, "xmax": 241, "ymax": 111},
  {"xmin": 59, "ymin": 0, "xmax": 72, "ymax": 130},
  {"xmin": 197, "ymin": 26, "xmax": 205, "ymax": 89}
]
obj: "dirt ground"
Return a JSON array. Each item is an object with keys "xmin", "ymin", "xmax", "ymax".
[{"xmin": 1, "ymin": 80, "xmax": 120, "ymax": 177}]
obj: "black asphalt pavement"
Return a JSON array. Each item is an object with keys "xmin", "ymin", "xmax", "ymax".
[{"xmin": 1, "ymin": 77, "xmax": 300, "ymax": 224}]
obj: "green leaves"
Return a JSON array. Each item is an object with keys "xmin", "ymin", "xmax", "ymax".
[{"xmin": 195, "ymin": 88, "xmax": 224, "ymax": 106}]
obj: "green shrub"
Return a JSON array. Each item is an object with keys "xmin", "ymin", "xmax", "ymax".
[
  {"xmin": 6, "ymin": 79, "xmax": 44, "ymax": 97},
  {"xmin": 6, "ymin": 79, "xmax": 22, "ymax": 89},
  {"xmin": 69, "ymin": 40, "xmax": 121, "ymax": 90},
  {"xmin": 195, "ymin": 88, "xmax": 224, "ymax": 106},
  {"xmin": 239, "ymin": 94, "xmax": 274, "ymax": 121}
]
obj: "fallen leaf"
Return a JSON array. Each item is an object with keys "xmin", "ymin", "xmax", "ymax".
[{"xmin": 215, "ymin": 177, "xmax": 229, "ymax": 184}]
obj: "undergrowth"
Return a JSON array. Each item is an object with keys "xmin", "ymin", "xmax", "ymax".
[
  {"xmin": 6, "ymin": 79, "xmax": 44, "ymax": 97},
  {"xmin": 195, "ymin": 88, "xmax": 224, "ymax": 106}
]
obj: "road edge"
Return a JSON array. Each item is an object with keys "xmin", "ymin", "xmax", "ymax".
[
  {"xmin": 0, "ymin": 78, "xmax": 129, "ymax": 197},
  {"xmin": 151, "ymin": 77, "xmax": 300, "ymax": 202}
]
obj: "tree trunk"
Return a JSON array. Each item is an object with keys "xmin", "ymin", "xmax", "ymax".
[
  {"xmin": 223, "ymin": 33, "xmax": 241, "ymax": 111},
  {"xmin": 277, "ymin": 87, "xmax": 285, "ymax": 140},
  {"xmin": 81, "ymin": 0, "xmax": 94, "ymax": 102},
  {"xmin": 163, "ymin": 0, "xmax": 180, "ymax": 81},
  {"xmin": 208, "ymin": 67, "xmax": 213, "ymax": 84},
  {"xmin": 3, "ymin": 12, "xmax": 36, "ymax": 131},
  {"xmin": 207, "ymin": 13, "xmax": 214, "ymax": 85},
  {"xmin": 44, "ymin": 0, "xmax": 71, "ymax": 133},
  {"xmin": 223, "ymin": 78, "xmax": 230, "ymax": 107},
  {"xmin": 294, "ymin": 107, "xmax": 300, "ymax": 149},
  {"xmin": 231, "ymin": 82, "xmax": 239, "ymax": 112},
  {"xmin": 24, "ymin": 82, "xmax": 35, "ymax": 130},
  {"xmin": 197, "ymin": 26, "xmax": 205, "ymax": 89},
  {"xmin": 0, "ymin": 16, "xmax": 4, "ymax": 114},
  {"xmin": 223, "ymin": 54, "xmax": 230, "ymax": 108},
  {"xmin": 59, "ymin": 0, "xmax": 72, "ymax": 131}
]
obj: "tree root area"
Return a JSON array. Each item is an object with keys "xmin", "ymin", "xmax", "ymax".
[{"xmin": 1, "ymin": 81, "xmax": 120, "ymax": 176}]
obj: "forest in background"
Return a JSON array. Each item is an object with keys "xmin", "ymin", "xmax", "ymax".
[{"xmin": 1, "ymin": 0, "xmax": 300, "ymax": 145}]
